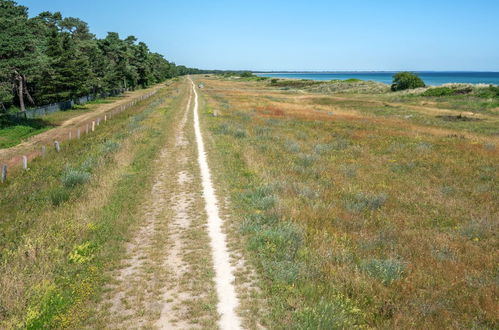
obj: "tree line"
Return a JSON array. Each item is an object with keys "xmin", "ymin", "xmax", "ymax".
[{"xmin": 0, "ymin": 0, "xmax": 205, "ymax": 112}]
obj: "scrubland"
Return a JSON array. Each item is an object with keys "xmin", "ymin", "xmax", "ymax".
[
  {"xmin": 199, "ymin": 76, "xmax": 498, "ymax": 329},
  {"xmin": 0, "ymin": 74, "xmax": 496, "ymax": 329}
]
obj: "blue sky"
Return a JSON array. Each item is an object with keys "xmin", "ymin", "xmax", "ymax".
[{"xmin": 18, "ymin": 0, "xmax": 499, "ymax": 71}]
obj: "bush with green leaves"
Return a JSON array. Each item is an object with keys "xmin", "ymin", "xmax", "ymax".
[
  {"xmin": 240, "ymin": 71, "xmax": 255, "ymax": 78},
  {"xmin": 391, "ymin": 72, "xmax": 425, "ymax": 91},
  {"xmin": 477, "ymin": 85, "xmax": 499, "ymax": 98},
  {"xmin": 422, "ymin": 87, "xmax": 456, "ymax": 96}
]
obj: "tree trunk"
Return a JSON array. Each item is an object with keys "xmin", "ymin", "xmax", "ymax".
[
  {"xmin": 22, "ymin": 74, "xmax": 35, "ymax": 105},
  {"xmin": 17, "ymin": 75, "xmax": 25, "ymax": 112},
  {"xmin": 14, "ymin": 70, "xmax": 26, "ymax": 112}
]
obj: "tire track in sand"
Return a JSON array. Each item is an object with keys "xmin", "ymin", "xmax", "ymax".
[{"xmin": 190, "ymin": 78, "xmax": 242, "ymax": 329}]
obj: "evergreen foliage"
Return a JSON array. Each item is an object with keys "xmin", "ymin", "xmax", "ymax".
[{"xmin": 0, "ymin": 0, "xmax": 203, "ymax": 111}]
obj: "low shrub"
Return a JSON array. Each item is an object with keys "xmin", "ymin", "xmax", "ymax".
[
  {"xmin": 422, "ymin": 87, "xmax": 456, "ymax": 96},
  {"xmin": 61, "ymin": 168, "xmax": 90, "ymax": 188},
  {"xmin": 477, "ymin": 85, "xmax": 499, "ymax": 98},
  {"xmin": 314, "ymin": 143, "xmax": 333, "ymax": 154},
  {"xmin": 343, "ymin": 78, "xmax": 362, "ymax": 83},
  {"xmin": 345, "ymin": 192, "xmax": 387, "ymax": 212},
  {"xmin": 248, "ymin": 222, "xmax": 303, "ymax": 265},
  {"xmin": 361, "ymin": 258, "xmax": 406, "ymax": 284},
  {"xmin": 296, "ymin": 153, "xmax": 317, "ymax": 167},
  {"xmin": 240, "ymin": 185, "xmax": 276, "ymax": 210},
  {"xmin": 422, "ymin": 86, "xmax": 472, "ymax": 97},
  {"xmin": 460, "ymin": 218, "xmax": 496, "ymax": 240},
  {"xmin": 284, "ymin": 140, "xmax": 301, "ymax": 153},
  {"xmin": 101, "ymin": 140, "xmax": 120, "ymax": 154}
]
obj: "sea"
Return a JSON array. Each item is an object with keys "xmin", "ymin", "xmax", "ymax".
[{"xmin": 255, "ymin": 72, "xmax": 499, "ymax": 86}]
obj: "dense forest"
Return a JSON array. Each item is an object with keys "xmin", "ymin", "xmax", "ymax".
[{"xmin": 0, "ymin": 0, "xmax": 205, "ymax": 112}]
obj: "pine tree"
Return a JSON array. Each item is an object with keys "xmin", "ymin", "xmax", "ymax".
[{"xmin": 0, "ymin": 0, "xmax": 40, "ymax": 111}]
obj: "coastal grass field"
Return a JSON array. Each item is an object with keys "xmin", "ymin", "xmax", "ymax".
[
  {"xmin": 0, "ymin": 74, "xmax": 496, "ymax": 329},
  {"xmin": 0, "ymin": 82, "xmax": 181, "ymax": 328},
  {"xmin": 198, "ymin": 75, "xmax": 498, "ymax": 328}
]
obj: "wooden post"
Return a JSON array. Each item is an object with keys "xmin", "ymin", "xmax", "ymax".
[
  {"xmin": 2, "ymin": 164, "xmax": 7, "ymax": 183},
  {"xmin": 86, "ymin": 124, "xmax": 89, "ymax": 134},
  {"xmin": 77, "ymin": 128, "xmax": 81, "ymax": 139},
  {"xmin": 91, "ymin": 121, "xmax": 95, "ymax": 132},
  {"xmin": 96, "ymin": 118, "xmax": 100, "ymax": 126},
  {"xmin": 41, "ymin": 145, "xmax": 46, "ymax": 157},
  {"xmin": 69, "ymin": 131, "xmax": 72, "ymax": 140},
  {"xmin": 22, "ymin": 155, "xmax": 28, "ymax": 170},
  {"xmin": 1, "ymin": 164, "xmax": 7, "ymax": 183},
  {"xmin": 104, "ymin": 114, "xmax": 107, "ymax": 122},
  {"xmin": 54, "ymin": 141, "xmax": 60, "ymax": 152}
]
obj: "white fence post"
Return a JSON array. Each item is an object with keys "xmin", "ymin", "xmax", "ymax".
[
  {"xmin": 91, "ymin": 121, "xmax": 95, "ymax": 132},
  {"xmin": 1, "ymin": 164, "xmax": 7, "ymax": 183},
  {"xmin": 22, "ymin": 155, "xmax": 28, "ymax": 170},
  {"xmin": 54, "ymin": 141, "xmax": 61, "ymax": 152}
]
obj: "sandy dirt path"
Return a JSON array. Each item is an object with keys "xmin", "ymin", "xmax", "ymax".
[
  {"xmin": 0, "ymin": 84, "xmax": 163, "ymax": 167},
  {"xmin": 190, "ymin": 78, "xmax": 242, "ymax": 329},
  {"xmin": 86, "ymin": 77, "xmax": 256, "ymax": 329}
]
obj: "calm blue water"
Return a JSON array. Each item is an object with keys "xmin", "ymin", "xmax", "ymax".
[{"xmin": 256, "ymin": 72, "xmax": 499, "ymax": 86}]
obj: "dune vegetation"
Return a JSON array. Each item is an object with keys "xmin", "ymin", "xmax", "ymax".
[{"xmin": 198, "ymin": 75, "xmax": 498, "ymax": 328}]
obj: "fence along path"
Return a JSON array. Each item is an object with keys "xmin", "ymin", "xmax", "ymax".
[
  {"xmin": 14, "ymin": 89, "xmax": 125, "ymax": 119},
  {"xmin": 0, "ymin": 90, "xmax": 157, "ymax": 183}
]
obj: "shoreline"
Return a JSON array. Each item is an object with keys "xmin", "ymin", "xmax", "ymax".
[{"xmin": 254, "ymin": 72, "xmax": 499, "ymax": 86}]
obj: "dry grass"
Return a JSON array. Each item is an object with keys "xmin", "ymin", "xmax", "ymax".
[{"xmin": 197, "ymin": 75, "xmax": 498, "ymax": 329}]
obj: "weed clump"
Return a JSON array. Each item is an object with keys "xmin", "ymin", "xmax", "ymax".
[
  {"xmin": 296, "ymin": 153, "xmax": 317, "ymax": 167},
  {"xmin": 284, "ymin": 140, "xmax": 301, "ymax": 153},
  {"xmin": 254, "ymin": 126, "xmax": 272, "ymax": 136},
  {"xmin": 314, "ymin": 143, "xmax": 333, "ymax": 154},
  {"xmin": 80, "ymin": 157, "xmax": 96, "ymax": 173},
  {"xmin": 248, "ymin": 222, "xmax": 303, "ymax": 283},
  {"xmin": 390, "ymin": 162, "xmax": 417, "ymax": 173},
  {"xmin": 241, "ymin": 185, "xmax": 276, "ymax": 210},
  {"xmin": 459, "ymin": 218, "xmax": 496, "ymax": 240},
  {"xmin": 213, "ymin": 123, "xmax": 246, "ymax": 138},
  {"xmin": 233, "ymin": 128, "xmax": 247, "ymax": 138},
  {"xmin": 101, "ymin": 140, "xmax": 120, "ymax": 154},
  {"xmin": 296, "ymin": 297, "xmax": 364, "ymax": 329},
  {"xmin": 331, "ymin": 138, "xmax": 350, "ymax": 150},
  {"xmin": 345, "ymin": 192, "xmax": 387, "ymax": 212},
  {"xmin": 49, "ymin": 188, "xmax": 70, "ymax": 206},
  {"xmin": 61, "ymin": 168, "xmax": 90, "ymax": 188},
  {"xmin": 68, "ymin": 242, "xmax": 96, "ymax": 264},
  {"xmin": 341, "ymin": 164, "xmax": 358, "ymax": 178},
  {"xmin": 361, "ymin": 258, "xmax": 406, "ymax": 284}
]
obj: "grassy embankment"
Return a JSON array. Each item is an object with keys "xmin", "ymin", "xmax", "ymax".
[
  {"xmin": 0, "ymin": 96, "xmax": 124, "ymax": 149},
  {"xmin": 0, "ymin": 79, "xmax": 185, "ymax": 328},
  {"xmin": 198, "ymin": 76, "xmax": 498, "ymax": 328}
]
